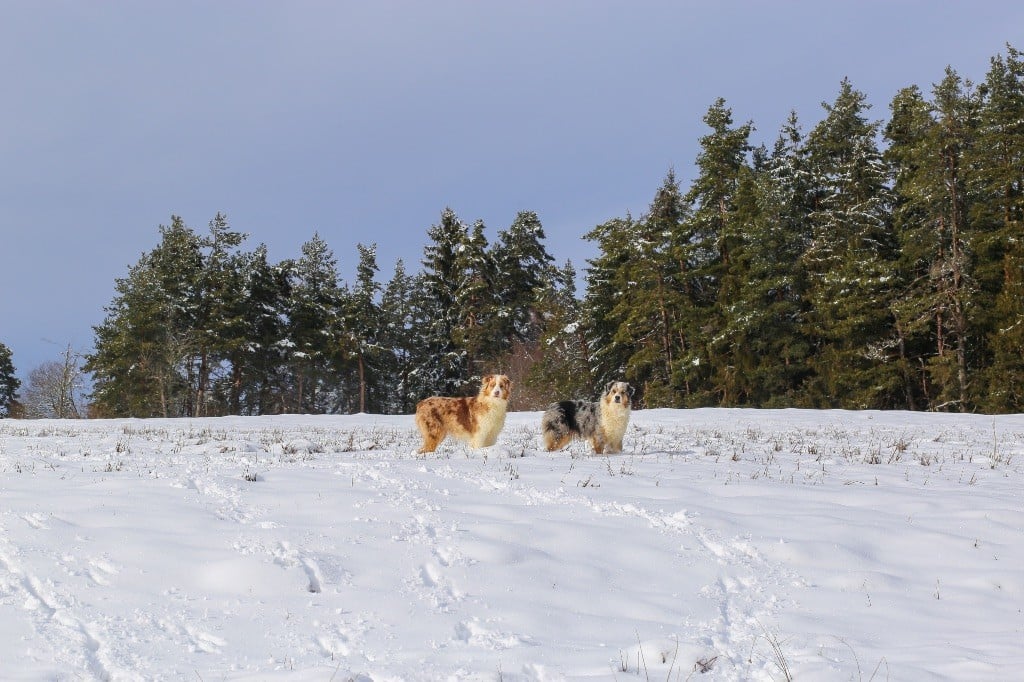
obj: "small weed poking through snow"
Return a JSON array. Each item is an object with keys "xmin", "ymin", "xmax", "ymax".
[
  {"xmin": 504, "ymin": 462, "xmax": 519, "ymax": 481},
  {"xmin": 691, "ymin": 655, "xmax": 718, "ymax": 675},
  {"xmin": 748, "ymin": 625, "xmax": 793, "ymax": 682}
]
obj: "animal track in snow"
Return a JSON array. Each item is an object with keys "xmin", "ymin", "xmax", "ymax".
[
  {"xmin": 86, "ymin": 557, "xmax": 119, "ymax": 586},
  {"xmin": 410, "ymin": 562, "xmax": 463, "ymax": 612},
  {"xmin": 184, "ymin": 624, "xmax": 227, "ymax": 654},
  {"xmin": 21, "ymin": 512, "xmax": 48, "ymax": 530},
  {"xmin": 454, "ymin": 617, "xmax": 534, "ymax": 650},
  {"xmin": 0, "ymin": 545, "xmax": 114, "ymax": 679},
  {"xmin": 272, "ymin": 541, "xmax": 327, "ymax": 594}
]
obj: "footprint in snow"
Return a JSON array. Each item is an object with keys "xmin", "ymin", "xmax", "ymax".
[{"xmin": 21, "ymin": 513, "xmax": 48, "ymax": 530}]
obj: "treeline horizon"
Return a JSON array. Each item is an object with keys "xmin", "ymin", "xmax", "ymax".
[{"xmin": 2, "ymin": 43, "xmax": 1022, "ymax": 418}]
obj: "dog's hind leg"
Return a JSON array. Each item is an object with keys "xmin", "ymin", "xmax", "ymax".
[
  {"xmin": 418, "ymin": 437, "xmax": 441, "ymax": 454},
  {"xmin": 544, "ymin": 432, "xmax": 572, "ymax": 451},
  {"xmin": 415, "ymin": 414, "xmax": 443, "ymax": 454}
]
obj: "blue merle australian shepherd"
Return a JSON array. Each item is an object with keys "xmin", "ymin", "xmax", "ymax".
[{"xmin": 541, "ymin": 381, "xmax": 634, "ymax": 454}]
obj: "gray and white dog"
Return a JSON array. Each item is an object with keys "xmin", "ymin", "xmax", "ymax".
[{"xmin": 541, "ymin": 381, "xmax": 634, "ymax": 454}]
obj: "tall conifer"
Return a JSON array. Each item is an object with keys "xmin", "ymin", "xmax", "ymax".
[
  {"xmin": 976, "ymin": 45, "xmax": 1024, "ymax": 409},
  {"xmin": 236, "ymin": 245, "xmax": 292, "ymax": 414},
  {"xmin": 611, "ymin": 171, "xmax": 688, "ymax": 406},
  {"xmin": 287, "ymin": 234, "xmax": 347, "ymax": 413},
  {"xmin": 886, "ymin": 74, "xmax": 980, "ymax": 410},
  {"xmin": 801, "ymin": 80, "xmax": 901, "ymax": 408},
  {"xmin": 379, "ymin": 259, "xmax": 425, "ymax": 413},
  {"xmin": 0, "ymin": 342, "xmax": 19, "ymax": 417},
  {"xmin": 583, "ymin": 215, "xmax": 637, "ymax": 392},
  {"xmin": 347, "ymin": 243, "xmax": 382, "ymax": 413}
]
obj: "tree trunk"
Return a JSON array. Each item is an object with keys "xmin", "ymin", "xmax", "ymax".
[{"xmin": 358, "ymin": 350, "xmax": 366, "ymax": 414}]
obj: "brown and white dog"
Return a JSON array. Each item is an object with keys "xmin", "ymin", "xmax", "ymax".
[
  {"xmin": 541, "ymin": 381, "xmax": 634, "ymax": 454},
  {"xmin": 415, "ymin": 374, "xmax": 512, "ymax": 454}
]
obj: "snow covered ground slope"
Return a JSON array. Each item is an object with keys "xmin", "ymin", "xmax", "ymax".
[{"xmin": 0, "ymin": 408, "xmax": 1021, "ymax": 681}]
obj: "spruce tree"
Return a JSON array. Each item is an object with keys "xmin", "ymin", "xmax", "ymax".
[
  {"xmin": 417, "ymin": 208, "xmax": 492, "ymax": 396},
  {"xmin": 379, "ymin": 259, "xmax": 425, "ymax": 413},
  {"xmin": 487, "ymin": 210, "xmax": 559, "ymax": 405},
  {"xmin": 680, "ymin": 100, "xmax": 754, "ymax": 406},
  {"xmin": 528, "ymin": 261, "xmax": 593, "ymax": 403},
  {"xmin": 490, "ymin": 210, "xmax": 557, "ymax": 349},
  {"xmin": 801, "ymin": 79, "xmax": 901, "ymax": 408},
  {"xmin": 989, "ymin": 240, "xmax": 1024, "ymax": 410},
  {"xmin": 0, "ymin": 342, "xmax": 19, "ymax": 417},
  {"xmin": 886, "ymin": 74, "xmax": 980, "ymax": 410},
  {"xmin": 886, "ymin": 84, "xmax": 942, "ymax": 409},
  {"xmin": 609, "ymin": 170, "xmax": 689, "ymax": 406},
  {"xmin": 418, "ymin": 208, "xmax": 466, "ymax": 395},
  {"xmin": 582, "ymin": 215, "xmax": 638, "ymax": 393},
  {"xmin": 454, "ymin": 219, "xmax": 495, "ymax": 378},
  {"xmin": 723, "ymin": 114, "xmax": 814, "ymax": 406}
]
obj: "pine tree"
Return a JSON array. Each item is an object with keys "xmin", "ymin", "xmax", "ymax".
[
  {"xmin": 235, "ymin": 245, "xmax": 292, "ymax": 414},
  {"xmin": 976, "ymin": 45, "xmax": 1024, "ymax": 410},
  {"xmin": 801, "ymin": 79, "xmax": 901, "ymax": 408},
  {"xmin": 0, "ymin": 342, "xmax": 19, "ymax": 417},
  {"xmin": 87, "ymin": 258, "xmax": 163, "ymax": 417},
  {"xmin": 194, "ymin": 213, "xmax": 248, "ymax": 416},
  {"xmin": 86, "ymin": 217, "xmax": 204, "ymax": 417},
  {"xmin": 346, "ymin": 243, "xmax": 382, "ymax": 413},
  {"xmin": 149, "ymin": 217, "xmax": 207, "ymax": 415},
  {"xmin": 287, "ymin": 233, "xmax": 348, "ymax": 413}
]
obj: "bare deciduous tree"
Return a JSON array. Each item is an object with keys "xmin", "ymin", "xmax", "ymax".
[{"xmin": 22, "ymin": 345, "xmax": 84, "ymax": 419}]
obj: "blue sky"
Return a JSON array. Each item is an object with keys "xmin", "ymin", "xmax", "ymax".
[{"xmin": 2, "ymin": 1, "xmax": 1021, "ymax": 382}]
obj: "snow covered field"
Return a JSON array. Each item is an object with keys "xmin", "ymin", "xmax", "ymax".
[{"xmin": 0, "ymin": 408, "xmax": 1021, "ymax": 681}]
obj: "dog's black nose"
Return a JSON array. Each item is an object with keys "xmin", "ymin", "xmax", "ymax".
[{"xmin": 614, "ymin": 395, "xmax": 620, "ymax": 402}]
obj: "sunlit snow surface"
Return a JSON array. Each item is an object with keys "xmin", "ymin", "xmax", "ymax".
[{"xmin": 0, "ymin": 408, "xmax": 1021, "ymax": 680}]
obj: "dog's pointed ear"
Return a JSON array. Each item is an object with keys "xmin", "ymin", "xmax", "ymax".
[
  {"xmin": 604, "ymin": 381, "xmax": 614, "ymax": 395},
  {"xmin": 627, "ymin": 383, "xmax": 635, "ymax": 397}
]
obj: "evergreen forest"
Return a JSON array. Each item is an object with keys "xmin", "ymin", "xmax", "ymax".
[{"xmin": 70, "ymin": 45, "xmax": 1024, "ymax": 417}]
